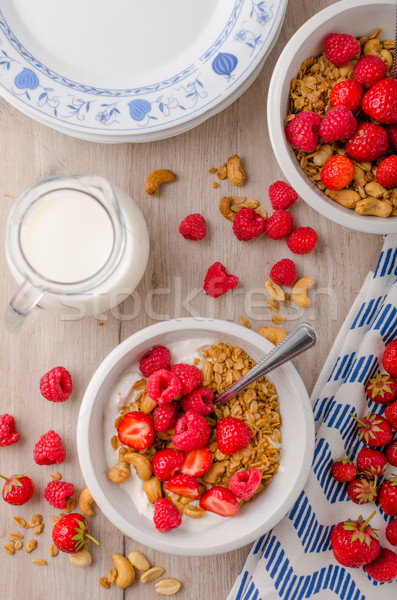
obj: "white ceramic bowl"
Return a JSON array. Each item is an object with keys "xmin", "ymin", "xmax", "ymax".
[
  {"xmin": 267, "ymin": 0, "xmax": 397, "ymax": 234},
  {"xmin": 77, "ymin": 318, "xmax": 314, "ymax": 556}
]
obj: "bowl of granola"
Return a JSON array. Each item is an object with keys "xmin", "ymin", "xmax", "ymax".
[
  {"xmin": 77, "ymin": 318, "xmax": 314, "ymax": 556},
  {"xmin": 267, "ymin": 0, "xmax": 397, "ymax": 233}
]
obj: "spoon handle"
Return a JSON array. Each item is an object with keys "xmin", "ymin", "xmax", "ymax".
[
  {"xmin": 394, "ymin": 1, "xmax": 397, "ymax": 79},
  {"xmin": 214, "ymin": 322, "xmax": 317, "ymax": 405}
]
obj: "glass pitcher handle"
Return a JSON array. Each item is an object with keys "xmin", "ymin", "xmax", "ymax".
[{"xmin": 4, "ymin": 281, "xmax": 43, "ymax": 333}]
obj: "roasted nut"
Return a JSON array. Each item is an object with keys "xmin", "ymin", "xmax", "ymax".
[
  {"xmin": 128, "ymin": 551, "xmax": 150, "ymax": 572},
  {"xmin": 201, "ymin": 361, "xmax": 214, "ymax": 387},
  {"xmin": 313, "ymin": 144, "xmax": 333, "ymax": 166},
  {"xmin": 265, "ymin": 280, "xmax": 285, "ymax": 303},
  {"xmin": 258, "ymin": 326, "xmax": 287, "ymax": 345},
  {"xmin": 380, "ymin": 48, "xmax": 393, "ymax": 69},
  {"xmin": 364, "ymin": 38, "xmax": 382, "ymax": 55},
  {"xmin": 141, "ymin": 566, "xmax": 165, "ymax": 583},
  {"xmin": 267, "ymin": 299, "xmax": 279, "ymax": 312},
  {"xmin": 242, "ymin": 198, "xmax": 259, "ymax": 209},
  {"xmin": 183, "ymin": 504, "xmax": 206, "ymax": 519},
  {"xmin": 353, "ymin": 165, "xmax": 366, "ymax": 187},
  {"xmin": 155, "ymin": 579, "xmax": 182, "ymax": 595},
  {"xmin": 339, "ymin": 62, "xmax": 355, "ymax": 77},
  {"xmin": 355, "ymin": 197, "xmax": 393, "ymax": 217},
  {"xmin": 13, "ymin": 516, "xmax": 26, "ymax": 528},
  {"xmin": 13, "ymin": 541, "xmax": 23, "ymax": 551},
  {"xmin": 325, "ymin": 188, "xmax": 360, "ymax": 208},
  {"xmin": 33, "ymin": 523, "xmax": 45, "ymax": 535},
  {"xmin": 4, "ymin": 543, "xmax": 15, "ymax": 555},
  {"xmin": 99, "ymin": 577, "xmax": 110, "ymax": 589},
  {"xmin": 145, "ymin": 169, "xmax": 175, "ymax": 196},
  {"xmin": 124, "ymin": 453, "xmax": 153, "ymax": 480},
  {"xmin": 108, "ymin": 459, "xmax": 130, "ymax": 483},
  {"xmin": 31, "ymin": 559, "xmax": 47, "ymax": 565},
  {"xmin": 202, "ymin": 462, "xmax": 226, "ymax": 484},
  {"xmin": 79, "ymin": 487, "xmax": 95, "ymax": 517},
  {"xmin": 226, "ymin": 155, "xmax": 246, "ymax": 186},
  {"xmin": 255, "ymin": 206, "xmax": 267, "ymax": 219},
  {"xmin": 219, "ymin": 197, "xmax": 235, "ymax": 221},
  {"xmin": 140, "ymin": 394, "xmax": 157, "ymax": 414},
  {"xmin": 217, "ymin": 163, "xmax": 227, "ymax": 180},
  {"xmin": 69, "ymin": 549, "xmax": 92, "ymax": 567},
  {"xmin": 50, "ymin": 472, "xmax": 62, "ymax": 480},
  {"xmin": 49, "ymin": 544, "xmax": 59, "ymax": 557},
  {"xmin": 143, "ymin": 475, "xmax": 162, "ymax": 503},
  {"xmin": 108, "ymin": 568, "xmax": 118, "ymax": 584},
  {"xmin": 239, "ymin": 316, "xmax": 251, "ymax": 329},
  {"xmin": 272, "ymin": 314, "xmax": 286, "ymax": 325},
  {"xmin": 364, "ymin": 181, "xmax": 386, "ymax": 199},
  {"xmin": 25, "ymin": 539, "xmax": 37, "ymax": 553},
  {"xmin": 292, "ymin": 277, "xmax": 314, "ymax": 308},
  {"xmin": 111, "ymin": 554, "xmax": 135, "ymax": 589}
]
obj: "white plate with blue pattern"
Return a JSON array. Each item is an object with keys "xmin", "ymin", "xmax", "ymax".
[{"xmin": 0, "ymin": 0, "xmax": 287, "ymax": 142}]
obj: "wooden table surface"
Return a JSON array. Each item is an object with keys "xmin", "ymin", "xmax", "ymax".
[{"xmin": 0, "ymin": 1, "xmax": 385, "ymax": 599}]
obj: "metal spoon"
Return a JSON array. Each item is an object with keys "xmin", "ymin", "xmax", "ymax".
[
  {"xmin": 214, "ymin": 322, "xmax": 317, "ymax": 405},
  {"xmin": 394, "ymin": 1, "xmax": 397, "ymax": 79}
]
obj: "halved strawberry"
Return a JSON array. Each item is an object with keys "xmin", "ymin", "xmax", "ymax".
[
  {"xmin": 199, "ymin": 486, "xmax": 239, "ymax": 517},
  {"xmin": 179, "ymin": 447, "xmax": 212, "ymax": 477},
  {"xmin": 117, "ymin": 411, "xmax": 154, "ymax": 450},
  {"xmin": 165, "ymin": 474, "xmax": 199, "ymax": 499}
]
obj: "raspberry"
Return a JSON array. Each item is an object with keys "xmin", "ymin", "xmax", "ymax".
[
  {"xmin": 285, "ymin": 111, "xmax": 321, "ymax": 152},
  {"xmin": 44, "ymin": 480, "xmax": 74, "ymax": 509},
  {"xmin": 146, "ymin": 369, "xmax": 182, "ymax": 404},
  {"xmin": 170, "ymin": 363, "xmax": 202, "ymax": 395},
  {"xmin": 287, "ymin": 226, "xmax": 318, "ymax": 255},
  {"xmin": 324, "ymin": 33, "xmax": 361, "ymax": 66},
  {"xmin": 152, "ymin": 402, "xmax": 178, "ymax": 433},
  {"xmin": 269, "ymin": 258, "xmax": 297, "ymax": 286},
  {"xmin": 152, "ymin": 448, "xmax": 185, "ymax": 481},
  {"xmin": 40, "ymin": 366, "xmax": 72, "ymax": 402},
  {"xmin": 321, "ymin": 155, "xmax": 355, "ymax": 190},
  {"xmin": 330, "ymin": 80, "xmax": 364, "ymax": 113},
  {"xmin": 153, "ymin": 498, "xmax": 182, "ymax": 532},
  {"xmin": 203, "ymin": 262, "xmax": 238, "ymax": 299},
  {"xmin": 362, "ymin": 78, "xmax": 397, "ymax": 124},
  {"xmin": 345, "ymin": 122, "xmax": 389, "ymax": 162},
  {"xmin": 386, "ymin": 519, "xmax": 397, "ymax": 546},
  {"xmin": 386, "ymin": 124, "xmax": 397, "ymax": 153},
  {"xmin": 265, "ymin": 209, "xmax": 293, "ymax": 240},
  {"xmin": 179, "ymin": 213, "xmax": 206, "ymax": 240},
  {"xmin": 216, "ymin": 417, "xmax": 252, "ymax": 455},
  {"xmin": 0, "ymin": 414, "xmax": 20, "ymax": 447},
  {"xmin": 33, "ymin": 430, "xmax": 66, "ymax": 465},
  {"xmin": 228, "ymin": 467, "xmax": 261, "ymax": 500},
  {"xmin": 353, "ymin": 55, "xmax": 387, "ymax": 89},
  {"xmin": 139, "ymin": 346, "xmax": 171, "ymax": 378},
  {"xmin": 232, "ymin": 207, "xmax": 265, "ymax": 241},
  {"xmin": 181, "ymin": 386, "xmax": 214, "ymax": 416},
  {"xmin": 319, "ymin": 106, "xmax": 357, "ymax": 142},
  {"xmin": 268, "ymin": 181, "xmax": 298, "ymax": 210},
  {"xmin": 172, "ymin": 410, "xmax": 211, "ymax": 451},
  {"xmin": 376, "ymin": 156, "xmax": 397, "ymax": 188}
]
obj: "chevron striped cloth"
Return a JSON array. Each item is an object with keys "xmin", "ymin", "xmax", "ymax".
[{"xmin": 228, "ymin": 234, "xmax": 397, "ymax": 600}]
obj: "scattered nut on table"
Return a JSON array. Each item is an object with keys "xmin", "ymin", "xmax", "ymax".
[
  {"xmin": 145, "ymin": 169, "xmax": 175, "ymax": 196},
  {"xmin": 78, "ymin": 487, "xmax": 95, "ymax": 517}
]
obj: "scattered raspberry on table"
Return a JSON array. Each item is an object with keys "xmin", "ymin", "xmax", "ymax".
[
  {"xmin": 265, "ymin": 209, "xmax": 293, "ymax": 240},
  {"xmin": 232, "ymin": 207, "xmax": 265, "ymax": 241},
  {"xmin": 0, "ymin": 414, "xmax": 20, "ymax": 447},
  {"xmin": 33, "ymin": 430, "xmax": 66, "ymax": 465},
  {"xmin": 270, "ymin": 258, "xmax": 297, "ymax": 286},
  {"xmin": 287, "ymin": 227, "xmax": 318, "ymax": 255},
  {"xmin": 203, "ymin": 262, "xmax": 238, "ymax": 298},
  {"xmin": 44, "ymin": 480, "xmax": 74, "ymax": 509},
  {"xmin": 179, "ymin": 213, "xmax": 206, "ymax": 240},
  {"xmin": 40, "ymin": 366, "xmax": 73, "ymax": 402},
  {"xmin": 268, "ymin": 180, "xmax": 298, "ymax": 210}
]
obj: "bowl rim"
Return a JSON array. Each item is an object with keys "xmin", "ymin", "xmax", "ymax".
[
  {"xmin": 76, "ymin": 317, "xmax": 315, "ymax": 555},
  {"xmin": 267, "ymin": 0, "xmax": 397, "ymax": 234}
]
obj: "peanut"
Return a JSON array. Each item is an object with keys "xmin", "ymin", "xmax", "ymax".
[
  {"xmin": 141, "ymin": 566, "xmax": 164, "ymax": 583},
  {"xmin": 226, "ymin": 155, "xmax": 246, "ymax": 186},
  {"xmin": 292, "ymin": 277, "xmax": 314, "ymax": 308},
  {"xmin": 364, "ymin": 38, "xmax": 382, "ymax": 55},
  {"xmin": 128, "ymin": 551, "xmax": 150, "ymax": 572},
  {"xmin": 145, "ymin": 169, "xmax": 175, "ymax": 196},
  {"xmin": 265, "ymin": 280, "xmax": 285, "ymax": 303},
  {"xmin": 69, "ymin": 549, "xmax": 92, "ymax": 567},
  {"xmin": 140, "ymin": 394, "xmax": 157, "ymax": 414},
  {"xmin": 313, "ymin": 144, "xmax": 333, "ymax": 166},
  {"xmin": 380, "ymin": 48, "xmax": 393, "ymax": 68},
  {"xmin": 258, "ymin": 326, "xmax": 287, "ymax": 345},
  {"xmin": 155, "ymin": 579, "xmax": 182, "ymax": 595},
  {"xmin": 364, "ymin": 181, "xmax": 386, "ymax": 199}
]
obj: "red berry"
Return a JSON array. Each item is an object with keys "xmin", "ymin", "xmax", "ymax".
[
  {"xmin": 203, "ymin": 262, "xmax": 238, "ymax": 299},
  {"xmin": 330, "ymin": 80, "xmax": 364, "ymax": 113},
  {"xmin": 385, "ymin": 400, "xmax": 397, "ymax": 432},
  {"xmin": 265, "ymin": 209, "xmax": 293, "ymax": 240},
  {"xmin": 376, "ymin": 155, "xmax": 397, "ymax": 188},
  {"xmin": 228, "ymin": 468, "xmax": 261, "ymax": 500},
  {"xmin": 165, "ymin": 474, "xmax": 199, "ymax": 499},
  {"xmin": 285, "ymin": 111, "xmax": 321, "ymax": 152},
  {"xmin": 321, "ymin": 155, "xmax": 355, "ymax": 190},
  {"xmin": 354, "ymin": 412, "xmax": 393, "ymax": 447},
  {"xmin": 179, "ymin": 447, "xmax": 212, "ymax": 477},
  {"xmin": 319, "ymin": 106, "xmax": 357, "ymax": 142},
  {"xmin": 356, "ymin": 448, "xmax": 387, "ymax": 478},
  {"xmin": 33, "ymin": 430, "xmax": 66, "ymax": 465},
  {"xmin": 386, "ymin": 123, "xmax": 397, "ymax": 152},
  {"xmin": 366, "ymin": 373, "xmax": 397, "ymax": 404},
  {"xmin": 139, "ymin": 346, "xmax": 171, "ymax": 378},
  {"xmin": 1, "ymin": 474, "xmax": 34, "ymax": 506},
  {"xmin": 199, "ymin": 486, "xmax": 239, "ymax": 517},
  {"xmin": 179, "ymin": 213, "xmax": 206, "ymax": 241},
  {"xmin": 287, "ymin": 227, "xmax": 318, "ymax": 255},
  {"xmin": 117, "ymin": 411, "xmax": 155, "ymax": 449},
  {"xmin": 325, "ymin": 33, "xmax": 361, "ymax": 67},
  {"xmin": 44, "ymin": 480, "xmax": 74, "ymax": 509},
  {"xmin": 268, "ymin": 181, "xmax": 298, "ymax": 210},
  {"xmin": 232, "ymin": 207, "xmax": 265, "ymax": 241},
  {"xmin": 386, "ymin": 518, "xmax": 397, "ymax": 546},
  {"xmin": 330, "ymin": 457, "xmax": 358, "ymax": 482},
  {"xmin": 385, "ymin": 441, "xmax": 397, "ymax": 467},
  {"xmin": 345, "ymin": 122, "xmax": 389, "ymax": 162},
  {"xmin": 40, "ymin": 366, "xmax": 72, "ymax": 402},
  {"xmin": 181, "ymin": 387, "xmax": 214, "ymax": 416},
  {"xmin": 0, "ymin": 414, "xmax": 20, "ymax": 447},
  {"xmin": 152, "ymin": 402, "xmax": 178, "ymax": 433},
  {"xmin": 52, "ymin": 513, "xmax": 95, "ymax": 553},
  {"xmin": 353, "ymin": 55, "xmax": 388, "ymax": 88},
  {"xmin": 347, "ymin": 477, "xmax": 377, "ymax": 504},
  {"xmin": 172, "ymin": 410, "xmax": 211, "ymax": 451},
  {"xmin": 331, "ymin": 514, "xmax": 380, "ymax": 568},
  {"xmin": 170, "ymin": 364, "xmax": 202, "ymax": 395},
  {"xmin": 383, "ymin": 340, "xmax": 397, "ymax": 378},
  {"xmin": 216, "ymin": 417, "xmax": 252, "ymax": 455},
  {"xmin": 146, "ymin": 369, "xmax": 182, "ymax": 404},
  {"xmin": 153, "ymin": 498, "xmax": 182, "ymax": 532},
  {"xmin": 365, "ymin": 547, "xmax": 397, "ymax": 582},
  {"xmin": 362, "ymin": 78, "xmax": 397, "ymax": 124},
  {"xmin": 379, "ymin": 476, "xmax": 397, "ymax": 516},
  {"xmin": 270, "ymin": 259, "xmax": 297, "ymax": 286},
  {"xmin": 152, "ymin": 449, "xmax": 185, "ymax": 481}
]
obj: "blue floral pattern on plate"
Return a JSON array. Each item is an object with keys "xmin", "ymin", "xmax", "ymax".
[{"xmin": 0, "ymin": 0, "xmax": 285, "ymax": 138}]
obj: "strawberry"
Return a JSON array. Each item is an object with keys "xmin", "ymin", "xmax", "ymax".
[
  {"xmin": 330, "ymin": 80, "xmax": 364, "ymax": 114},
  {"xmin": 152, "ymin": 449, "xmax": 185, "ymax": 481},
  {"xmin": 199, "ymin": 486, "xmax": 239, "ymax": 517},
  {"xmin": 366, "ymin": 373, "xmax": 397, "ymax": 404},
  {"xmin": 179, "ymin": 447, "xmax": 212, "ymax": 477},
  {"xmin": 52, "ymin": 513, "xmax": 98, "ymax": 553},
  {"xmin": 345, "ymin": 122, "xmax": 389, "ymax": 162},
  {"xmin": 376, "ymin": 155, "xmax": 397, "ymax": 188},
  {"xmin": 321, "ymin": 155, "xmax": 355, "ymax": 189},
  {"xmin": 330, "ymin": 453, "xmax": 358, "ymax": 482},
  {"xmin": 383, "ymin": 340, "xmax": 397, "ymax": 377},
  {"xmin": 347, "ymin": 477, "xmax": 377, "ymax": 504},
  {"xmin": 385, "ymin": 441, "xmax": 397, "ymax": 467},
  {"xmin": 379, "ymin": 476, "xmax": 397, "ymax": 516},
  {"xmin": 165, "ymin": 474, "xmax": 199, "ymax": 499},
  {"xmin": 216, "ymin": 417, "xmax": 252, "ymax": 455},
  {"xmin": 356, "ymin": 448, "xmax": 387, "ymax": 478},
  {"xmin": 365, "ymin": 547, "xmax": 397, "ymax": 582},
  {"xmin": 385, "ymin": 400, "xmax": 397, "ymax": 431},
  {"xmin": 353, "ymin": 412, "xmax": 393, "ymax": 447},
  {"xmin": 386, "ymin": 123, "xmax": 397, "ymax": 152},
  {"xmin": 386, "ymin": 518, "xmax": 397, "ymax": 546},
  {"xmin": 362, "ymin": 78, "xmax": 397, "ymax": 124},
  {"xmin": 153, "ymin": 498, "xmax": 182, "ymax": 532},
  {"xmin": 117, "ymin": 411, "xmax": 155, "ymax": 450},
  {"xmin": 330, "ymin": 512, "xmax": 380, "ymax": 568},
  {"xmin": 1, "ymin": 474, "xmax": 34, "ymax": 505}
]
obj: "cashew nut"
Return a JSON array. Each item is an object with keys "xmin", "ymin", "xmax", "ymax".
[
  {"xmin": 140, "ymin": 394, "xmax": 157, "ymax": 414},
  {"xmin": 355, "ymin": 198, "xmax": 393, "ymax": 217},
  {"xmin": 353, "ymin": 165, "xmax": 366, "ymax": 187},
  {"xmin": 292, "ymin": 277, "xmax": 314, "ymax": 308},
  {"xmin": 123, "ymin": 453, "xmax": 153, "ymax": 480},
  {"xmin": 145, "ymin": 169, "xmax": 175, "ymax": 196},
  {"xmin": 108, "ymin": 459, "xmax": 130, "ymax": 484},
  {"xmin": 265, "ymin": 280, "xmax": 285, "ymax": 303},
  {"xmin": 217, "ymin": 163, "xmax": 227, "ymax": 180},
  {"xmin": 364, "ymin": 181, "xmax": 386, "ymax": 199},
  {"xmin": 325, "ymin": 188, "xmax": 360, "ymax": 209},
  {"xmin": 202, "ymin": 462, "xmax": 226, "ymax": 484},
  {"xmin": 111, "ymin": 553, "xmax": 135, "ymax": 589},
  {"xmin": 128, "ymin": 551, "xmax": 150, "ymax": 572},
  {"xmin": 226, "ymin": 155, "xmax": 246, "ymax": 186},
  {"xmin": 313, "ymin": 144, "xmax": 333, "ymax": 167},
  {"xmin": 258, "ymin": 326, "xmax": 287, "ymax": 345},
  {"xmin": 364, "ymin": 38, "xmax": 382, "ymax": 56},
  {"xmin": 183, "ymin": 504, "xmax": 206, "ymax": 519},
  {"xmin": 69, "ymin": 549, "xmax": 92, "ymax": 567},
  {"xmin": 78, "ymin": 487, "xmax": 95, "ymax": 517},
  {"xmin": 339, "ymin": 62, "xmax": 355, "ymax": 77},
  {"xmin": 219, "ymin": 197, "xmax": 235, "ymax": 221},
  {"xmin": 143, "ymin": 475, "xmax": 162, "ymax": 503},
  {"xmin": 380, "ymin": 49, "xmax": 393, "ymax": 69}
]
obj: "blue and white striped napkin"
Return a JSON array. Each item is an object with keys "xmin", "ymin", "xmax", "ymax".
[{"xmin": 228, "ymin": 234, "xmax": 397, "ymax": 600}]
